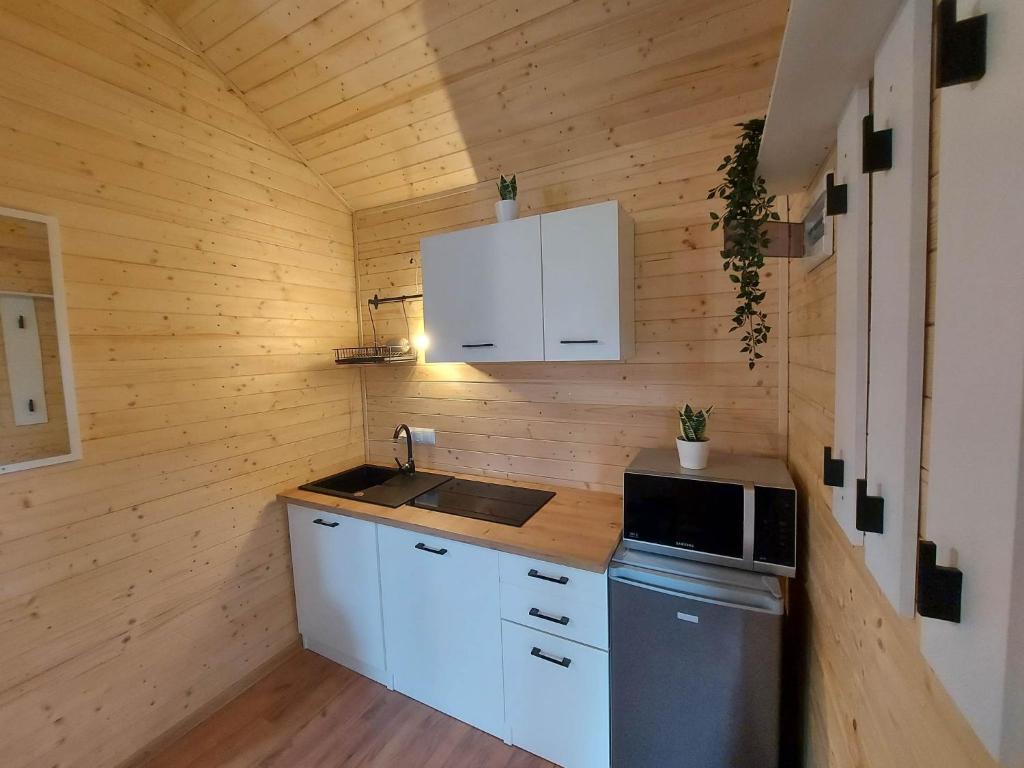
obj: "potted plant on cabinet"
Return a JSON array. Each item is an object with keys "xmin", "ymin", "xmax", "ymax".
[
  {"xmin": 495, "ymin": 174, "xmax": 518, "ymax": 222},
  {"xmin": 677, "ymin": 404, "xmax": 714, "ymax": 469}
]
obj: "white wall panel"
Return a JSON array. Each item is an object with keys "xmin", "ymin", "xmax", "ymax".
[
  {"xmin": 832, "ymin": 86, "xmax": 871, "ymax": 544},
  {"xmin": 923, "ymin": 1, "xmax": 1024, "ymax": 761},
  {"xmin": 863, "ymin": 0, "xmax": 931, "ymax": 616}
]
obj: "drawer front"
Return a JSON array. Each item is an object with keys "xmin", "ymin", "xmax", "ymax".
[
  {"xmin": 499, "ymin": 551, "xmax": 608, "ymax": 605},
  {"xmin": 502, "ymin": 621, "xmax": 610, "ymax": 768},
  {"xmin": 500, "ymin": 581, "xmax": 608, "ymax": 650}
]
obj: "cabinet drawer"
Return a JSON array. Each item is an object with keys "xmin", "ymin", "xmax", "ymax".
[
  {"xmin": 499, "ymin": 551, "xmax": 608, "ymax": 606},
  {"xmin": 502, "ymin": 621, "xmax": 610, "ymax": 768},
  {"xmin": 500, "ymin": 581, "xmax": 608, "ymax": 650}
]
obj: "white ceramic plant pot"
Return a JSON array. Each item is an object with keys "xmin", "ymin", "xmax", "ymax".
[
  {"xmin": 495, "ymin": 199, "xmax": 519, "ymax": 222},
  {"xmin": 676, "ymin": 437, "xmax": 711, "ymax": 470}
]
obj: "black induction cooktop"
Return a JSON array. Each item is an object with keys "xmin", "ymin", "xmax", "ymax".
[{"xmin": 410, "ymin": 478, "xmax": 555, "ymax": 527}]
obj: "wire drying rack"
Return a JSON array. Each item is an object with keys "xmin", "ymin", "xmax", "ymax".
[{"xmin": 334, "ymin": 292, "xmax": 422, "ymax": 366}]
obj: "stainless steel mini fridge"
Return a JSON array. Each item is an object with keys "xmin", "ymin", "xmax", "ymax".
[{"xmin": 609, "ymin": 544, "xmax": 785, "ymax": 768}]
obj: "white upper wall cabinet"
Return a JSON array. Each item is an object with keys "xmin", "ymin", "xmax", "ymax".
[
  {"xmin": 422, "ymin": 216, "xmax": 545, "ymax": 363},
  {"xmin": 541, "ymin": 201, "xmax": 634, "ymax": 361},
  {"xmin": 421, "ymin": 202, "xmax": 634, "ymax": 363}
]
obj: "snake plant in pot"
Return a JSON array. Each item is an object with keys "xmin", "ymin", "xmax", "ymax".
[
  {"xmin": 677, "ymin": 404, "xmax": 714, "ymax": 469},
  {"xmin": 495, "ymin": 173, "xmax": 519, "ymax": 222}
]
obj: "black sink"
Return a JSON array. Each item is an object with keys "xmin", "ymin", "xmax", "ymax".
[{"xmin": 300, "ymin": 464, "xmax": 452, "ymax": 508}]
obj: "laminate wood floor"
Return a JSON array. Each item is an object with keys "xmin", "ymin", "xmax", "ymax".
[{"xmin": 138, "ymin": 648, "xmax": 556, "ymax": 768}]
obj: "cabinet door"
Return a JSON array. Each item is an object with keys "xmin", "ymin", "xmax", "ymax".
[
  {"xmin": 286, "ymin": 505, "xmax": 387, "ymax": 684},
  {"xmin": 541, "ymin": 201, "xmax": 634, "ymax": 361},
  {"xmin": 502, "ymin": 620, "xmax": 609, "ymax": 768},
  {"xmin": 378, "ymin": 526, "xmax": 504, "ymax": 737},
  {"xmin": 421, "ymin": 216, "xmax": 544, "ymax": 362}
]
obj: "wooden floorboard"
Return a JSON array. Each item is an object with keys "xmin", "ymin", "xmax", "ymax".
[{"xmin": 135, "ymin": 649, "xmax": 556, "ymax": 768}]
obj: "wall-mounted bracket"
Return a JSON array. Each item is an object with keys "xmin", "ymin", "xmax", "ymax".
[
  {"xmin": 825, "ymin": 173, "xmax": 848, "ymax": 216},
  {"xmin": 856, "ymin": 478, "xmax": 884, "ymax": 533},
  {"xmin": 935, "ymin": 0, "xmax": 987, "ymax": 88},
  {"xmin": 724, "ymin": 221, "xmax": 804, "ymax": 258},
  {"xmin": 823, "ymin": 446, "xmax": 845, "ymax": 487},
  {"xmin": 368, "ymin": 292, "xmax": 423, "ymax": 310},
  {"xmin": 917, "ymin": 540, "xmax": 963, "ymax": 622},
  {"xmin": 862, "ymin": 114, "xmax": 893, "ymax": 174}
]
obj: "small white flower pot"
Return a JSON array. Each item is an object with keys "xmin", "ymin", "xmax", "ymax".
[
  {"xmin": 495, "ymin": 199, "xmax": 519, "ymax": 222},
  {"xmin": 676, "ymin": 437, "xmax": 711, "ymax": 470}
]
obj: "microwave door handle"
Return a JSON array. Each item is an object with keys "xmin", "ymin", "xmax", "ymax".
[{"xmin": 742, "ymin": 481, "xmax": 755, "ymax": 568}]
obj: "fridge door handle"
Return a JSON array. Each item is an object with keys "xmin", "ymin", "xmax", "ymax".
[{"xmin": 609, "ymin": 571, "xmax": 782, "ymax": 616}]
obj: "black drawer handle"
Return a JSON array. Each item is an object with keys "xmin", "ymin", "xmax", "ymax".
[
  {"xmin": 415, "ymin": 542, "xmax": 448, "ymax": 555},
  {"xmin": 461, "ymin": 343, "xmax": 494, "ymax": 348},
  {"xmin": 312, "ymin": 518, "xmax": 339, "ymax": 528},
  {"xmin": 528, "ymin": 568, "xmax": 569, "ymax": 585},
  {"xmin": 529, "ymin": 607, "xmax": 569, "ymax": 626},
  {"xmin": 560, "ymin": 339, "xmax": 598, "ymax": 344},
  {"xmin": 531, "ymin": 647, "xmax": 571, "ymax": 668}
]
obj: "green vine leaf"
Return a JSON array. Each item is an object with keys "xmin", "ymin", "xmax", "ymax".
[{"xmin": 707, "ymin": 118, "xmax": 773, "ymax": 369}]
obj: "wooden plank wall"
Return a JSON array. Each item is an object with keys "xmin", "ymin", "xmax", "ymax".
[
  {"xmin": 0, "ymin": 2, "xmax": 362, "ymax": 766},
  {"xmin": 786, "ymin": 88, "xmax": 998, "ymax": 766},
  {"xmin": 355, "ymin": 115, "xmax": 788, "ymax": 493}
]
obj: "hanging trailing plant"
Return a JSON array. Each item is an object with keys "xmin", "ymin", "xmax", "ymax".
[{"xmin": 707, "ymin": 118, "xmax": 779, "ymax": 370}]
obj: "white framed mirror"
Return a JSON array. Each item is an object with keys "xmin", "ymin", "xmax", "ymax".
[{"xmin": 0, "ymin": 205, "xmax": 80, "ymax": 473}]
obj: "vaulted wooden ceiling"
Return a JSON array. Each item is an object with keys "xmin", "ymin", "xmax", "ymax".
[{"xmin": 152, "ymin": 0, "xmax": 787, "ymax": 211}]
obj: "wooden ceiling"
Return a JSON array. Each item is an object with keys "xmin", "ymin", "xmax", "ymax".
[{"xmin": 153, "ymin": 0, "xmax": 788, "ymax": 211}]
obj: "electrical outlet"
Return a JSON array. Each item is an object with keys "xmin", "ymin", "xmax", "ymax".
[{"xmin": 410, "ymin": 427, "xmax": 436, "ymax": 446}]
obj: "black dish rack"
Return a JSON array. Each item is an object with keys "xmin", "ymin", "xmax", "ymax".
[{"xmin": 334, "ymin": 292, "xmax": 422, "ymax": 366}]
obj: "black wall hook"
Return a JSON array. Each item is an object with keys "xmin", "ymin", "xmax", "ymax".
[
  {"xmin": 825, "ymin": 173, "xmax": 848, "ymax": 216},
  {"xmin": 856, "ymin": 478, "xmax": 884, "ymax": 533},
  {"xmin": 862, "ymin": 114, "xmax": 893, "ymax": 174},
  {"xmin": 936, "ymin": 0, "xmax": 987, "ymax": 88},
  {"xmin": 918, "ymin": 540, "xmax": 963, "ymax": 622},
  {"xmin": 823, "ymin": 446, "xmax": 845, "ymax": 487}
]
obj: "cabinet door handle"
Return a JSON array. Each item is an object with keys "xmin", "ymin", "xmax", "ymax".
[
  {"xmin": 529, "ymin": 607, "xmax": 569, "ymax": 625},
  {"xmin": 531, "ymin": 647, "xmax": 571, "ymax": 668},
  {"xmin": 528, "ymin": 568, "xmax": 569, "ymax": 585},
  {"xmin": 415, "ymin": 542, "xmax": 448, "ymax": 556},
  {"xmin": 461, "ymin": 343, "xmax": 494, "ymax": 348},
  {"xmin": 559, "ymin": 339, "xmax": 598, "ymax": 344},
  {"xmin": 312, "ymin": 518, "xmax": 339, "ymax": 528}
]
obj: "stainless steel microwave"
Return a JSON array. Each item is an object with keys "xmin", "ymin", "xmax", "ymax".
[{"xmin": 622, "ymin": 448, "xmax": 797, "ymax": 578}]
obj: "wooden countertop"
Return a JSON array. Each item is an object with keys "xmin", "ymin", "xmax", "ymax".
[{"xmin": 278, "ymin": 469, "xmax": 623, "ymax": 573}]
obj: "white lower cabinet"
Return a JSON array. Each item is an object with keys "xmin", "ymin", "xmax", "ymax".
[
  {"xmin": 378, "ymin": 525, "xmax": 505, "ymax": 738},
  {"xmin": 288, "ymin": 505, "xmax": 609, "ymax": 766},
  {"xmin": 502, "ymin": 621, "xmax": 610, "ymax": 768},
  {"xmin": 286, "ymin": 505, "xmax": 387, "ymax": 684}
]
